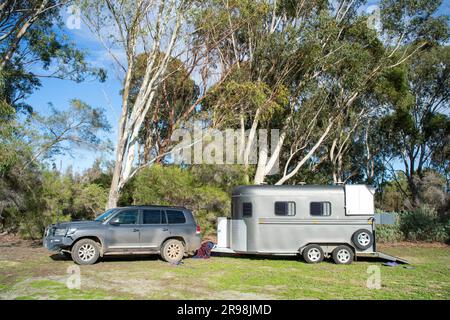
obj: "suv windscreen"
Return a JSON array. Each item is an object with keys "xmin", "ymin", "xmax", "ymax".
[
  {"xmin": 143, "ymin": 209, "xmax": 162, "ymax": 224},
  {"xmin": 166, "ymin": 210, "xmax": 186, "ymax": 224},
  {"xmin": 110, "ymin": 210, "xmax": 139, "ymax": 224},
  {"xmin": 95, "ymin": 208, "xmax": 119, "ymax": 222}
]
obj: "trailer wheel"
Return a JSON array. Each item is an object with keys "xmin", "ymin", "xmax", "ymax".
[
  {"xmin": 332, "ymin": 245, "xmax": 354, "ymax": 264},
  {"xmin": 302, "ymin": 244, "xmax": 324, "ymax": 264},
  {"xmin": 352, "ymin": 229, "xmax": 374, "ymax": 250}
]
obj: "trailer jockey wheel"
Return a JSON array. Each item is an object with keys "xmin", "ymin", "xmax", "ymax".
[
  {"xmin": 302, "ymin": 244, "xmax": 324, "ymax": 264},
  {"xmin": 352, "ymin": 229, "xmax": 374, "ymax": 250}
]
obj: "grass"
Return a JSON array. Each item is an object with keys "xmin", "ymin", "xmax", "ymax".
[{"xmin": 0, "ymin": 244, "xmax": 449, "ymax": 300}]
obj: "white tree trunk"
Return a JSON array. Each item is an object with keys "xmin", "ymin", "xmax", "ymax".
[{"xmin": 276, "ymin": 120, "xmax": 334, "ymax": 185}]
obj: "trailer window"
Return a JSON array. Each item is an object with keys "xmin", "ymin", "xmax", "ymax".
[
  {"xmin": 242, "ymin": 202, "xmax": 252, "ymax": 217},
  {"xmin": 274, "ymin": 202, "xmax": 296, "ymax": 216},
  {"xmin": 310, "ymin": 202, "xmax": 331, "ymax": 216}
]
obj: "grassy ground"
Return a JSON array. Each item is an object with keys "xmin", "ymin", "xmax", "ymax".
[{"xmin": 0, "ymin": 239, "xmax": 448, "ymax": 300}]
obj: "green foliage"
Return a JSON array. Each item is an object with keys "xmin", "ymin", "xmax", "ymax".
[
  {"xmin": 0, "ymin": 102, "xmax": 18, "ymax": 173},
  {"xmin": 376, "ymin": 224, "xmax": 403, "ymax": 243},
  {"xmin": 72, "ymin": 184, "xmax": 108, "ymax": 220},
  {"xmin": 28, "ymin": 99, "xmax": 112, "ymax": 162},
  {"xmin": 0, "ymin": 1, "xmax": 106, "ymax": 113},
  {"xmin": 399, "ymin": 206, "xmax": 449, "ymax": 242},
  {"xmin": 124, "ymin": 164, "xmax": 239, "ymax": 236}
]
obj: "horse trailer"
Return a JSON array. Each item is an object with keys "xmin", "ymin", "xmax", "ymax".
[{"xmin": 212, "ymin": 185, "xmax": 407, "ymax": 264}]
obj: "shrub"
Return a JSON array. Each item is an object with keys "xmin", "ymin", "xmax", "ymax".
[
  {"xmin": 72, "ymin": 183, "xmax": 108, "ymax": 220},
  {"xmin": 375, "ymin": 224, "xmax": 403, "ymax": 243},
  {"xmin": 128, "ymin": 164, "xmax": 231, "ymax": 237},
  {"xmin": 399, "ymin": 205, "xmax": 449, "ymax": 242}
]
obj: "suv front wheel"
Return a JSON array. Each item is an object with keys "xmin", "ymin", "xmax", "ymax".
[
  {"xmin": 161, "ymin": 239, "xmax": 185, "ymax": 263},
  {"xmin": 71, "ymin": 239, "xmax": 100, "ymax": 265}
]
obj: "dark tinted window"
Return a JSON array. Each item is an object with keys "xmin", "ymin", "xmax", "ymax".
[
  {"xmin": 242, "ymin": 202, "xmax": 252, "ymax": 217},
  {"xmin": 111, "ymin": 210, "xmax": 138, "ymax": 224},
  {"xmin": 274, "ymin": 202, "xmax": 296, "ymax": 216},
  {"xmin": 143, "ymin": 209, "xmax": 162, "ymax": 224},
  {"xmin": 310, "ymin": 202, "xmax": 331, "ymax": 216},
  {"xmin": 166, "ymin": 210, "xmax": 186, "ymax": 224}
]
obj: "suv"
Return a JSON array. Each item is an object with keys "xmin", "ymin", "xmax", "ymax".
[{"xmin": 43, "ymin": 206, "xmax": 202, "ymax": 265}]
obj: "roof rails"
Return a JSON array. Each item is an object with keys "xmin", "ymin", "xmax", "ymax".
[{"xmin": 118, "ymin": 204, "xmax": 188, "ymax": 209}]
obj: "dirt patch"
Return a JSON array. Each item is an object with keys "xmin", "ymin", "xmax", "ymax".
[{"xmin": 0, "ymin": 233, "xmax": 42, "ymax": 248}]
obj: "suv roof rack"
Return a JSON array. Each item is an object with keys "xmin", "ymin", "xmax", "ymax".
[{"xmin": 119, "ymin": 204, "xmax": 188, "ymax": 209}]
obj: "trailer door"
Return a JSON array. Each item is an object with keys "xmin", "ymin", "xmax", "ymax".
[{"xmin": 345, "ymin": 185, "xmax": 375, "ymax": 215}]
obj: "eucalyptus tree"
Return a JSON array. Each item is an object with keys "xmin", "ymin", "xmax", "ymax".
[
  {"xmin": 128, "ymin": 53, "xmax": 200, "ymax": 165},
  {"xmin": 379, "ymin": 46, "xmax": 449, "ymax": 206},
  {"xmin": 196, "ymin": 0, "xmax": 448, "ymax": 185},
  {"xmin": 78, "ymin": 0, "xmax": 195, "ymax": 208},
  {"xmin": 0, "ymin": 0, "xmax": 105, "ymax": 113},
  {"xmin": 24, "ymin": 99, "xmax": 112, "ymax": 167}
]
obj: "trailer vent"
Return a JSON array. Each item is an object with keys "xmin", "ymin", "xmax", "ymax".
[{"xmin": 242, "ymin": 202, "xmax": 252, "ymax": 217}]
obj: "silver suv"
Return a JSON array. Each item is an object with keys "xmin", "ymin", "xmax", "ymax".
[{"xmin": 43, "ymin": 206, "xmax": 202, "ymax": 265}]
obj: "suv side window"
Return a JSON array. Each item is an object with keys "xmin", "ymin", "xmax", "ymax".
[
  {"xmin": 111, "ymin": 210, "xmax": 138, "ymax": 224},
  {"xmin": 143, "ymin": 209, "xmax": 162, "ymax": 224},
  {"xmin": 166, "ymin": 210, "xmax": 186, "ymax": 224}
]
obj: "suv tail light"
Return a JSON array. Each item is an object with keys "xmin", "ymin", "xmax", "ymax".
[{"xmin": 196, "ymin": 224, "xmax": 201, "ymax": 234}]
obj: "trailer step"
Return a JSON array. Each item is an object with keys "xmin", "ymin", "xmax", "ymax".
[
  {"xmin": 211, "ymin": 246, "xmax": 236, "ymax": 254},
  {"xmin": 357, "ymin": 251, "xmax": 409, "ymax": 264}
]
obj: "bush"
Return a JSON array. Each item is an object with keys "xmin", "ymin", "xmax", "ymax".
[
  {"xmin": 127, "ymin": 164, "xmax": 231, "ymax": 237},
  {"xmin": 399, "ymin": 205, "xmax": 449, "ymax": 242},
  {"xmin": 376, "ymin": 224, "xmax": 403, "ymax": 243},
  {"xmin": 72, "ymin": 183, "xmax": 108, "ymax": 220}
]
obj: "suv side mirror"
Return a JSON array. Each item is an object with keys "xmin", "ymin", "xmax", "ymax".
[{"xmin": 109, "ymin": 221, "xmax": 120, "ymax": 226}]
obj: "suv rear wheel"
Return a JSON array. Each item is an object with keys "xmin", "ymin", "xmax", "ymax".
[
  {"xmin": 161, "ymin": 239, "xmax": 185, "ymax": 263},
  {"xmin": 71, "ymin": 239, "xmax": 100, "ymax": 265}
]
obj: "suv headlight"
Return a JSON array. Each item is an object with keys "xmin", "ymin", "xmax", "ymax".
[
  {"xmin": 66, "ymin": 228, "xmax": 77, "ymax": 236},
  {"xmin": 54, "ymin": 228, "xmax": 67, "ymax": 236}
]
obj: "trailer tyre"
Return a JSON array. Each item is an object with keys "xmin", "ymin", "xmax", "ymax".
[
  {"xmin": 332, "ymin": 245, "xmax": 354, "ymax": 264},
  {"xmin": 352, "ymin": 229, "xmax": 374, "ymax": 250},
  {"xmin": 302, "ymin": 244, "xmax": 324, "ymax": 264}
]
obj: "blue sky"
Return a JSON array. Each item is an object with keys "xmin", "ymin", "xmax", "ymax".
[{"xmin": 25, "ymin": 0, "xmax": 450, "ymax": 173}]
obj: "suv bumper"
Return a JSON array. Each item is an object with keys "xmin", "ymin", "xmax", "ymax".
[
  {"xmin": 188, "ymin": 234, "xmax": 202, "ymax": 253},
  {"xmin": 43, "ymin": 236, "xmax": 74, "ymax": 252}
]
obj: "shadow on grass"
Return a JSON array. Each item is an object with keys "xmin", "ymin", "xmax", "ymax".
[
  {"xmin": 49, "ymin": 251, "xmax": 406, "ymax": 266},
  {"xmin": 100, "ymin": 254, "xmax": 161, "ymax": 262},
  {"xmin": 211, "ymin": 252, "xmax": 408, "ymax": 265},
  {"xmin": 49, "ymin": 253, "xmax": 71, "ymax": 261},
  {"xmin": 211, "ymin": 252, "xmax": 299, "ymax": 261}
]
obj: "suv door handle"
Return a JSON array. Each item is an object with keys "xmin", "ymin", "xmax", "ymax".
[
  {"xmin": 162, "ymin": 228, "xmax": 169, "ymax": 232},
  {"xmin": 132, "ymin": 229, "xmax": 139, "ymax": 232}
]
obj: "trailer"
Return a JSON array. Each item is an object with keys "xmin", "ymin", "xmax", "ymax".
[{"xmin": 212, "ymin": 184, "xmax": 408, "ymax": 264}]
